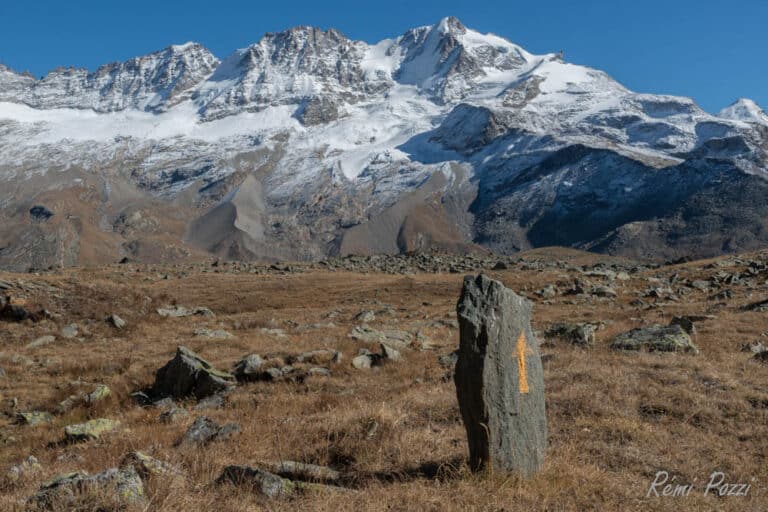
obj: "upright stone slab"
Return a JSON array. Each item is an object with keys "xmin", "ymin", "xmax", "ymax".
[{"xmin": 455, "ymin": 274, "xmax": 547, "ymax": 476}]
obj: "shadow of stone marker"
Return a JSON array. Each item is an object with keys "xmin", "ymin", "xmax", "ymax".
[{"xmin": 455, "ymin": 274, "xmax": 547, "ymax": 476}]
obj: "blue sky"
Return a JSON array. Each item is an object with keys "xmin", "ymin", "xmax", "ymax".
[{"xmin": 1, "ymin": 0, "xmax": 765, "ymax": 113}]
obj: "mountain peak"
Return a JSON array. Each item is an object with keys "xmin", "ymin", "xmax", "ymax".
[
  {"xmin": 169, "ymin": 41, "xmax": 203, "ymax": 52},
  {"xmin": 435, "ymin": 16, "xmax": 467, "ymax": 35},
  {"xmin": 261, "ymin": 25, "xmax": 351, "ymax": 45},
  {"xmin": 719, "ymin": 98, "xmax": 768, "ymax": 125}
]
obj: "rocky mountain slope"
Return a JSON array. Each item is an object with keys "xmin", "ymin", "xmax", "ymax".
[{"xmin": 1, "ymin": 17, "xmax": 767, "ymax": 270}]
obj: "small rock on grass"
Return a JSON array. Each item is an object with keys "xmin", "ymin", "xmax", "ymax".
[
  {"xmin": 7, "ymin": 455, "xmax": 42, "ymax": 482},
  {"xmin": 265, "ymin": 461, "xmax": 341, "ymax": 484},
  {"xmin": 193, "ymin": 328, "xmax": 234, "ymax": 339},
  {"xmin": 64, "ymin": 418, "xmax": 120, "ymax": 442},
  {"xmin": 177, "ymin": 416, "xmax": 239, "ymax": 446},
  {"xmin": 610, "ymin": 324, "xmax": 699, "ymax": 354},
  {"xmin": 122, "ymin": 451, "xmax": 183, "ymax": 478},
  {"xmin": 87, "ymin": 384, "xmax": 111, "ymax": 404},
  {"xmin": 158, "ymin": 406, "xmax": 189, "ymax": 424},
  {"xmin": 16, "ymin": 411, "xmax": 53, "ymax": 426},
  {"xmin": 30, "ymin": 466, "xmax": 144, "ymax": 509},
  {"xmin": 26, "ymin": 335, "xmax": 56, "ymax": 349},
  {"xmin": 217, "ymin": 465, "xmax": 349, "ymax": 498},
  {"xmin": 60, "ymin": 323, "xmax": 78, "ymax": 339},
  {"xmin": 380, "ymin": 343, "xmax": 401, "ymax": 361},
  {"xmin": 157, "ymin": 305, "xmax": 215, "ymax": 318},
  {"xmin": 106, "ymin": 314, "xmax": 126, "ymax": 329}
]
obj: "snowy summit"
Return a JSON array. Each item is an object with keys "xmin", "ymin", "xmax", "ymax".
[{"xmin": 0, "ymin": 17, "xmax": 767, "ymax": 270}]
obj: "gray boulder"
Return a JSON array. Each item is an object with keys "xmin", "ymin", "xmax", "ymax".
[
  {"xmin": 287, "ymin": 349, "xmax": 342, "ymax": 366},
  {"xmin": 610, "ymin": 325, "xmax": 699, "ymax": 354},
  {"xmin": 353, "ymin": 310, "xmax": 375, "ymax": 322},
  {"xmin": 158, "ymin": 406, "xmax": 189, "ymax": 424},
  {"xmin": 265, "ymin": 460, "xmax": 341, "ymax": 484},
  {"xmin": 232, "ymin": 353, "xmax": 265, "ymax": 382},
  {"xmin": 351, "ymin": 353, "xmax": 376, "ymax": 369},
  {"xmin": 544, "ymin": 322, "xmax": 596, "ymax": 346},
  {"xmin": 152, "ymin": 346, "xmax": 235, "ymax": 399},
  {"xmin": 591, "ymin": 285, "xmax": 617, "ymax": 298},
  {"xmin": 63, "ymin": 418, "xmax": 120, "ymax": 442},
  {"xmin": 349, "ymin": 325, "xmax": 413, "ymax": 348},
  {"xmin": 670, "ymin": 316, "xmax": 696, "ymax": 335},
  {"xmin": 29, "ymin": 466, "xmax": 144, "ymax": 509},
  {"xmin": 217, "ymin": 464, "xmax": 348, "ymax": 498},
  {"xmin": 178, "ymin": 416, "xmax": 239, "ymax": 446},
  {"xmin": 60, "ymin": 323, "xmax": 78, "ymax": 339},
  {"xmin": 217, "ymin": 465, "xmax": 293, "ymax": 498},
  {"xmin": 455, "ymin": 274, "xmax": 547, "ymax": 476},
  {"xmin": 380, "ymin": 343, "xmax": 401, "ymax": 361},
  {"xmin": 16, "ymin": 411, "xmax": 53, "ymax": 426}
]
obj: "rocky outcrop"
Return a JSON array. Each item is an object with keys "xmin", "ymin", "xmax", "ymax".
[
  {"xmin": 11, "ymin": 43, "xmax": 219, "ymax": 113},
  {"xmin": 151, "ymin": 346, "xmax": 235, "ymax": 399}
]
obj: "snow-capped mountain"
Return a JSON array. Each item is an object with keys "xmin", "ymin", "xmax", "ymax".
[
  {"xmin": 719, "ymin": 98, "xmax": 768, "ymax": 126},
  {"xmin": 0, "ymin": 17, "xmax": 767, "ymax": 270},
  {"xmin": 1, "ymin": 43, "xmax": 219, "ymax": 112}
]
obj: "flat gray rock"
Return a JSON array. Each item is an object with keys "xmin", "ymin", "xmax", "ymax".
[
  {"xmin": 157, "ymin": 305, "xmax": 215, "ymax": 318},
  {"xmin": 348, "ymin": 325, "xmax": 413, "ymax": 348},
  {"xmin": 26, "ymin": 335, "xmax": 56, "ymax": 349},
  {"xmin": 610, "ymin": 325, "xmax": 699, "ymax": 354}
]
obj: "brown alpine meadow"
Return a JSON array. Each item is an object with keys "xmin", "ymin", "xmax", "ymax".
[{"xmin": 0, "ymin": 248, "xmax": 767, "ymax": 511}]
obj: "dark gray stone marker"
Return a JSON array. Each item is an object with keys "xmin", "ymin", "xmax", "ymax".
[{"xmin": 455, "ymin": 274, "xmax": 547, "ymax": 476}]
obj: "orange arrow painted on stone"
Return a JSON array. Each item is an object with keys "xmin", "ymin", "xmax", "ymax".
[{"xmin": 516, "ymin": 331, "xmax": 532, "ymax": 394}]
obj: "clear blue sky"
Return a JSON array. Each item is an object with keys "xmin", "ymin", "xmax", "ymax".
[{"xmin": 1, "ymin": 0, "xmax": 765, "ymax": 113}]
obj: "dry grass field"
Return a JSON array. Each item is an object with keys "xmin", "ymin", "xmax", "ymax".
[{"xmin": 0, "ymin": 248, "xmax": 767, "ymax": 511}]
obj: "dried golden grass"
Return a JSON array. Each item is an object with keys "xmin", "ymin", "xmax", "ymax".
[{"xmin": 0, "ymin": 251, "xmax": 767, "ymax": 510}]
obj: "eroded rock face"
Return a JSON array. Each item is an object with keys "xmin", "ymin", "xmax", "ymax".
[
  {"xmin": 296, "ymin": 96, "xmax": 340, "ymax": 126},
  {"xmin": 454, "ymin": 274, "xmax": 547, "ymax": 476},
  {"xmin": 151, "ymin": 346, "xmax": 235, "ymax": 399}
]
